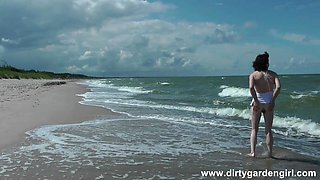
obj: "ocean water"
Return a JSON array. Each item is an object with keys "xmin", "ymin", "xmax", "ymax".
[{"xmin": 0, "ymin": 75, "xmax": 319, "ymax": 179}]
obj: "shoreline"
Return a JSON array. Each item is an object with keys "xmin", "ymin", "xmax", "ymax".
[
  {"xmin": 0, "ymin": 78, "xmax": 319, "ymax": 178},
  {"xmin": 0, "ymin": 79, "xmax": 118, "ymax": 150}
]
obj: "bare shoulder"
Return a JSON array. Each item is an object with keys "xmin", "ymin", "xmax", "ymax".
[
  {"xmin": 267, "ymin": 70, "xmax": 279, "ymax": 77},
  {"xmin": 250, "ymin": 71, "xmax": 262, "ymax": 79},
  {"xmin": 249, "ymin": 72, "xmax": 256, "ymax": 80},
  {"xmin": 250, "ymin": 71, "xmax": 259, "ymax": 76}
]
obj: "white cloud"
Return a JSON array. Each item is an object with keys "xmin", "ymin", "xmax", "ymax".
[
  {"xmin": 0, "ymin": 0, "xmax": 171, "ymax": 47},
  {"xmin": 0, "ymin": 0, "xmax": 246, "ymax": 76},
  {"xmin": 71, "ymin": 0, "xmax": 171, "ymax": 22},
  {"xmin": 1, "ymin": 38, "xmax": 20, "ymax": 45},
  {"xmin": 2, "ymin": 0, "xmax": 317, "ymax": 76},
  {"xmin": 283, "ymin": 33, "xmax": 307, "ymax": 43},
  {"xmin": 52, "ymin": 18, "xmax": 243, "ymax": 75},
  {"xmin": 119, "ymin": 50, "xmax": 133, "ymax": 61},
  {"xmin": 285, "ymin": 57, "xmax": 308, "ymax": 70},
  {"xmin": 270, "ymin": 29, "xmax": 320, "ymax": 45},
  {"xmin": 79, "ymin": 51, "xmax": 93, "ymax": 60}
]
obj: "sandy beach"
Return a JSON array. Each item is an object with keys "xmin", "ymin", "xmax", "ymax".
[
  {"xmin": 0, "ymin": 79, "xmax": 116, "ymax": 150},
  {"xmin": 0, "ymin": 78, "xmax": 318, "ymax": 179}
]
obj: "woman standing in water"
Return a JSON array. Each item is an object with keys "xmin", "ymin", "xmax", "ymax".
[{"xmin": 248, "ymin": 52, "xmax": 281, "ymax": 157}]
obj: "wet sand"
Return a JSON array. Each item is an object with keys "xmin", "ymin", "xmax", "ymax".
[
  {"xmin": 1, "ymin": 118, "xmax": 318, "ymax": 179},
  {"xmin": 0, "ymin": 79, "xmax": 318, "ymax": 179},
  {"xmin": 0, "ymin": 79, "xmax": 117, "ymax": 150}
]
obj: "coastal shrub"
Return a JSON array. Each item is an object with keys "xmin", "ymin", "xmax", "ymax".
[{"xmin": 0, "ymin": 64, "xmax": 91, "ymax": 79}]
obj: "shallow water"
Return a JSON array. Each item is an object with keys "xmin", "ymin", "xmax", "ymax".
[
  {"xmin": 0, "ymin": 75, "xmax": 319, "ymax": 179},
  {"xmin": 1, "ymin": 117, "xmax": 319, "ymax": 179}
]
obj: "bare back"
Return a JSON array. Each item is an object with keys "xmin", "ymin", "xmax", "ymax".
[{"xmin": 251, "ymin": 70, "xmax": 276, "ymax": 93}]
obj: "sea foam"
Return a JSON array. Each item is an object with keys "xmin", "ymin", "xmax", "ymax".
[
  {"xmin": 218, "ymin": 85, "xmax": 250, "ymax": 97},
  {"xmin": 273, "ymin": 116, "xmax": 320, "ymax": 137},
  {"xmin": 290, "ymin": 91, "xmax": 319, "ymax": 99},
  {"xmin": 83, "ymin": 80, "xmax": 320, "ymax": 138}
]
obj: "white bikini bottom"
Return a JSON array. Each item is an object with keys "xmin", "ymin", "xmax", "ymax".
[{"xmin": 251, "ymin": 91, "xmax": 273, "ymax": 105}]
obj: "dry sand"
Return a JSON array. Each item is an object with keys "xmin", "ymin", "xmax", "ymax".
[{"xmin": 0, "ymin": 79, "xmax": 117, "ymax": 150}]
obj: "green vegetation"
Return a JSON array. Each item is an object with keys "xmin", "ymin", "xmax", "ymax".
[{"xmin": 0, "ymin": 65, "xmax": 91, "ymax": 79}]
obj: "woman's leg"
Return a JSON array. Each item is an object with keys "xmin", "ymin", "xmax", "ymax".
[
  {"xmin": 249, "ymin": 106, "xmax": 261, "ymax": 157},
  {"xmin": 263, "ymin": 105, "xmax": 274, "ymax": 157}
]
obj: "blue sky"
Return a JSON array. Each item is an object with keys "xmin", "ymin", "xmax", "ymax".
[{"xmin": 0, "ymin": 0, "xmax": 319, "ymax": 76}]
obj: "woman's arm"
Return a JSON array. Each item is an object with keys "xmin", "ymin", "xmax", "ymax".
[
  {"xmin": 272, "ymin": 74, "xmax": 281, "ymax": 103},
  {"xmin": 249, "ymin": 74, "xmax": 259, "ymax": 106}
]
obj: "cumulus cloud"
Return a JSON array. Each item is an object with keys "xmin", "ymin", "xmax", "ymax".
[
  {"xmin": 0, "ymin": 0, "xmax": 170, "ymax": 48},
  {"xmin": 0, "ymin": 0, "xmax": 254, "ymax": 76},
  {"xmin": 59, "ymin": 19, "xmax": 243, "ymax": 75},
  {"xmin": 1, "ymin": 0, "xmax": 319, "ymax": 76}
]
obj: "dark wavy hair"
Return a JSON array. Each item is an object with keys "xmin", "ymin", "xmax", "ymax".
[{"xmin": 252, "ymin": 52, "xmax": 269, "ymax": 71}]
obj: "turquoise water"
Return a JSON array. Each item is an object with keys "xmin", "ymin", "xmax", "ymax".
[
  {"xmin": 80, "ymin": 75, "xmax": 320, "ymax": 156},
  {"xmin": 88, "ymin": 75, "xmax": 320, "ymax": 120},
  {"xmin": 0, "ymin": 75, "xmax": 319, "ymax": 178}
]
